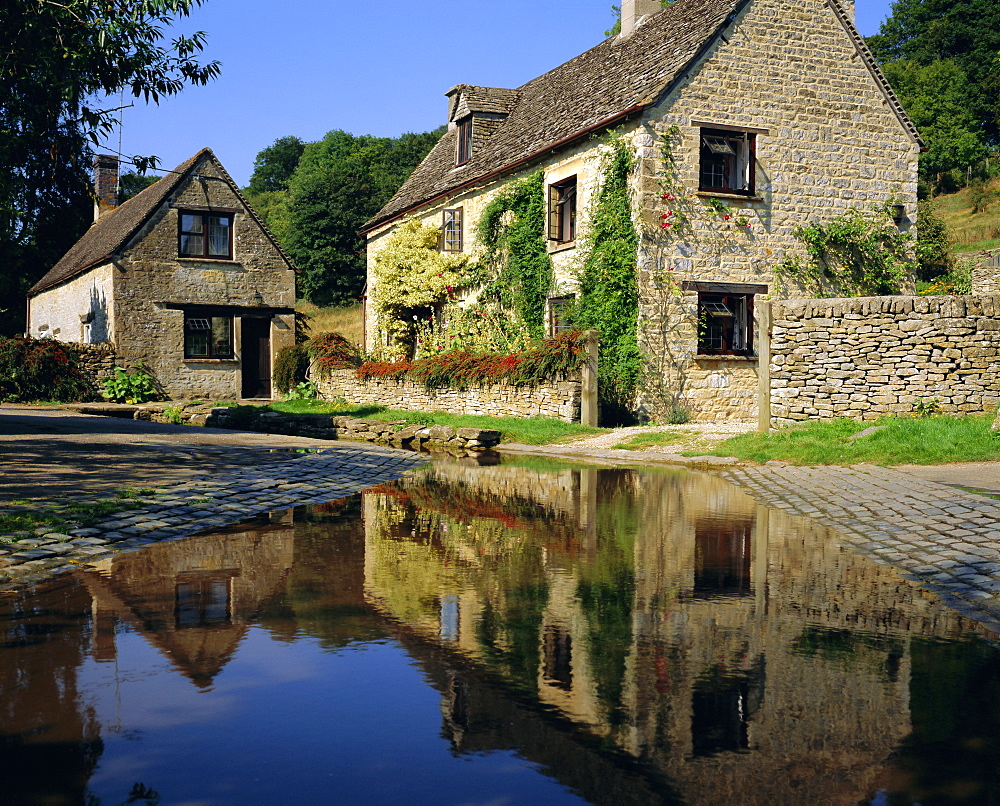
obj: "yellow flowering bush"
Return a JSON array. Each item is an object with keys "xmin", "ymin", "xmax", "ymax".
[{"xmin": 371, "ymin": 219, "xmax": 470, "ymax": 352}]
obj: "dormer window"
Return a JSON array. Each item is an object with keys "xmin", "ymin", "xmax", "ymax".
[{"xmin": 457, "ymin": 117, "xmax": 473, "ymax": 166}]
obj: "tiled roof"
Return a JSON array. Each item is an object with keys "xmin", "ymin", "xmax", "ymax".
[
  {"xmin": 28, "ymin": 148, "xmax": 295, "ymax": 296},
  {"xmin": 364, "ymin": 0, "xmax": 922, "ymax": 232}
]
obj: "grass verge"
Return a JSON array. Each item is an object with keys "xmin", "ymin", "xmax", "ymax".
[
  {"xmin": 0, "ymin": 487, "xmax": 158, "ymax": 540},
  {"xmin": 693, "ymin": 414, "xmax": 1000, "ymax": 466},
  {"xmin": 245, "ymin": 399, "xmax": 606, "ymax": 445}
]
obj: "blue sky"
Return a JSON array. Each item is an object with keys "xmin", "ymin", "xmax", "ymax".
[{"xmin": 111, "ymin": 0, "xmax": 895, "ymax": 188}]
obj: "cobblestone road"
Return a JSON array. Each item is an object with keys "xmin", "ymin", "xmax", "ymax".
[
  {"xmin": 0, "ymin": 443, "xmax": 429, "ymax": 590},
  {"xmin": 726, "ymin": 463, "xmax": 1000, "ymax": 632}
]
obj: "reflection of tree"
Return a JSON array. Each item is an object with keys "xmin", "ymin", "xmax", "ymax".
[{"xmin": 0, "ymin": 579, "xmax": 103, "ymax": 804}]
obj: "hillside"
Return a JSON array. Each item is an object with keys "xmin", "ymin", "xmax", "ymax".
[{"xmin": 932, "ymin": 178, "xmax": 1000, "ymax": 254}]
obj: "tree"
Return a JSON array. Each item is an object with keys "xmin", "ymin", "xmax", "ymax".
[
  {"xmin": 880, "ymin": 59, "xmax": 986, "ymax": 180},
  {"xmin": 867, "ymin": 0, "xmax": 1000, "ymax": 142},
  {"xmin": 118, "ymin": 172, "xmax": 160, "ymax": 202},
  {"xmin": 245, "ymin": 136, "xmax": 305, "ymax": 195},
  {"xmin": 0, "ymin": 0, "xmax": 220, "ymax": 334},
  {"xmin": 283, "ymin": 128, "xmax": 444, "ymax": 308}
]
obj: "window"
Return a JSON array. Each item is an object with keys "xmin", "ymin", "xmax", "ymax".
[
  {"xmin": 184, "ymin": 312, "xmax": 234, "ymax": 359},
  {"xmin": 442, "ymin": 208, "xmax": 463, "ymax": 252},
  {"xmin": 548, "ymin": 295, "xmax": 575, "ymax": 336},
  {"xmin": 456, "ymin": 117, "xmax": 473, "ymax": 165},
  {"xmin": 548, "ymin": 176, "xmax": 577, "ymax": 243},
  {"xmin": 175, "ymin": 575, "xmax": 233, "ymax": 628},
  {"xmin": 698, "ymin": 291, "xmax": 753, "ymax": 355},
  {"xmin": 179, "ymin": 211, "xmax": 233, "ymax": 259},
  {"xmin": 699, "ymin": 128, "xmax": 755, "ymax": 195}
]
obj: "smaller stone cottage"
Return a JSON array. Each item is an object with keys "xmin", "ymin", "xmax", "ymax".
[{"xmin": 27, "ymin": 149, "xmax": 296, "ymax": 400}]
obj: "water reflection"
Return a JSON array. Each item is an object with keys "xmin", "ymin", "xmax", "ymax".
[{"xmin": 1, "ymin": 457, "xmax": 999, "ymax": 804}]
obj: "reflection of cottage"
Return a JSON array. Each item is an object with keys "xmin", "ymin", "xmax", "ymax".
[
  {"xmin": 27, "ymin": 150, "xmax": 296, "ymax": 400},
  {"xmin": 80, "ymin": 521, "xmax": 295, "ymax": 688},
  {"xmin": 362, "ymin": 0, "xmax": 921, "ymax": 421}
]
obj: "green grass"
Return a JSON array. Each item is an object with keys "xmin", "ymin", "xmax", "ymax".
[
  {"xmin": 613, "ymin": 430, "xmax": 691, "ymax": 451},
  {"xmin": 694, "ymin": 414, "xmax": 1000, "ymax": 466},
  {"xmin": 250, "ymin": 399, "xmax": 606, "ymax": 445},
  {"xmin": 0, "ymin": 489, "xmax": 154, "ymax": 539}
]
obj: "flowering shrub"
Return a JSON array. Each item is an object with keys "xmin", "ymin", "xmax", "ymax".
[
  {"xmin": 306, "ymin": 332, "xmax": 359, "ymax": 374},
  {"xmin": 0, "ymin": 337, "xmax": 95, "ymax": 402},
  {"xmin": 414, "ymin": 303, "xmax": 531, "ymax": 358},
  {"xmin": 370, "ymin": 218, "xmax": 470, "ymax": 352},
  {"xmin": 356, "ymin": 330, "xmax": 588, "ymax": 390}
]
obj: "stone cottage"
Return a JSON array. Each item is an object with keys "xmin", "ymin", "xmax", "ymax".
[
  {"xmin": 27, "ymin": 149, "xmax": 296, "ymax": 400},
  {"xmin": 361, "ymin": 0, "xmax": 922, "ymax": 421}
]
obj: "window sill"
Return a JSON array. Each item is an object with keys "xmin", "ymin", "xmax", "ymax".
[
  {"xmin": 547, "ymin": 240, "xmax": 576, "ymax": 255},
  {"xmin": 183, "ymin": 358, "xmax": 239, "ymax": 364},
  {"xmin": 176, "ymin": 257, "xmax": 241, "ymax": 265},
  {"xmin": 695, "ymin": 354, "xmax": 758, "ymax": 362},
  {"xmin": 695, "ymin": 191, "xmax": 764, "ymax": 203}
]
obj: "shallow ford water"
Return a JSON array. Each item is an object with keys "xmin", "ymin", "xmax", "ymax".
[{"xmin": 3, "ymin": 457, "xmax": 1000, "ymax": 805}]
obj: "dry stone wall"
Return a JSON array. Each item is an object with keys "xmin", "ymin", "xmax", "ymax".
[
  {"xmin": 768, "ymin": 295, "xmax": 1000, "ymax": 424},
  {"xmin": 72, "ymin": 343, "xmax": 118, "ymax": 391},
  {"xmin": 313, "ymin": 368, "xmax": 583, "ymax": 423}
]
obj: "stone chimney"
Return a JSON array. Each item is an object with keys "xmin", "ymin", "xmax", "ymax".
[
  {"xmin": 94, "ymin": 154, "xmax": 119, "ymax": 221},
  {"xmin": 620, "ymin": 0, "xmax": 661, "ymax": 39}
]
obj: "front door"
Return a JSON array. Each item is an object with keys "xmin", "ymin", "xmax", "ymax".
[{"xmin": 241, "ymin": 317, "xmax": 272, "ymax": 399}]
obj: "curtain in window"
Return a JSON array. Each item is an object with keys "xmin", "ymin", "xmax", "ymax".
[
  {"xmin": 208, "ymin": 216, "xmax": 230, "ymax": 257},
  {"xmin": 180, "ymin": 214, "xmax": 203, "ymax": 256}
]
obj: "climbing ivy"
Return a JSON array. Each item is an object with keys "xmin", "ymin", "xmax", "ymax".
[
  {"xmin": 574, "ymin": 136, "xmax": 641, "ymax": 422},
  {"xmin": 774, "ymin": 202, "xmax": 915, "ymax": 296},
  {"xmin": 476, "ymin": 172, "xmax": 553, "ymax": 340}
]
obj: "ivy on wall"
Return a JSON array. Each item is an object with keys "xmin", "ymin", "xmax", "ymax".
[
  {"xmin": 574, "ymin": 136, "xmax": 642, "ymax": 421},
  {"xmin": 476, "ymin": 172, "xmax": 553, "ymax": 340},
  {"xmin": 774, "ymin": 202, "xmax": 915, "ymax": 296}
]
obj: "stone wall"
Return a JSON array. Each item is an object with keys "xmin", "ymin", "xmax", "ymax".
[
  {"xmin": 972, "ymin": 251, "xmax": 1000, "ymax": 294},
  {"xmin": 313, "ymin": 368, "xmax": 584, "ymax": 423},
  {"xmin": 72, "ymin": 342, "xmax": 118, "ymax": 391},
  {"xmin": 767, "ymin": 295, "xmax": 1000, "ymax": 424}
]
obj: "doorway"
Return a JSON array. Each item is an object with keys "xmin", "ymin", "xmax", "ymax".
[{"xmin": 241, "ymin": 317, "xmax": 272, "ymax": 399}]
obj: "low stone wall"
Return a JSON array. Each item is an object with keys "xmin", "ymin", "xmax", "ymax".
[
  {"xmin": 205, "ymin": 407, "xmax": 501, "ymax": 454},
  {"xmin": 313, "ymin": 368, "xmax": 583, "ymax": 423},
  {"xmin": 767, "ymin": 295, "xmax": 1000, "ymax": 425},
  {"xmin": 71, "ymin": 342, "xmax": 118, "ymax": 390}
]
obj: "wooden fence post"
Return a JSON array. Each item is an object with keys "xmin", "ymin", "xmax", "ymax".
[
  {"xmin": 581, "ymin": 330, "xmax": 600, "ymax": 426},
  {"xmin": 757, "ymin": 300, "xmax": 771, "ymax": 433}
]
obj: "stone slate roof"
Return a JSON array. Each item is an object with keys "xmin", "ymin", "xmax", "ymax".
[
  {"xmin": 364, "ymin": 0, "xmax": 922, "ymax": 232},
  {"xmin": 28, "ymin": 148, "xmax": 295, "ymax": 296}
]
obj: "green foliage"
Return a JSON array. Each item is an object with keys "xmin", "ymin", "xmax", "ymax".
[
  {"xmin": 912, "ymin": 396, "xmax": 942, "ymax": 417},
  {"xmin": 698, "ymin": 414, "xmax": 1000, "ymax": 466},
  {"xmin": 915, "ymin": 200, "xmax": 954, "ymax": 281},
  {"xmin": 102, "ymin": 362, "xmax": 158, "ymax": 404},
  {"xmin": 969, "ymin": 179, "xmax": 998, "ymax": 214},
  {"xmin": 245, "ymin": 136, "xmax": 305, "ymax": 195},
  {"xmin": 163, "ymin": 406, "xmax": 184, "ymax": 425},
  {"xmin": 415, "ymin": 303, "xmax": 531, "ymax": 358},
  {"xmin": 879, "ymin": 59, "xmax": 986, "ymax": 183},
  {"xmin": 371, "ymin": 218, "xmax": 470, "ymax": 353},
  {"xmin": 283, "ymin": 128, "xmax": 445, "ymax": 307},
  {"xmin": 476, "ymin": 172, "xmax": 554, "ymax": 340},
  {"xmin": 0, "ymin": 337, "xmax": 94, "ymax": 402},
  {"xmin": 867, "ymin": 0, "xmax": 1000, "ymax": 144},
  {"xmin": 918, "ymin": 256, "xmax": 973, "ymax": 295},
  {"xmin": 118, "ymin": 172, "xmax": 159, "ymax": 202},
  {"xmin": 273, "ymin": 345, "xmax": 310, "ymax": 394},
  {"xmin": 284, "ymin": 381, "xmax": 319, "ymax": 401},
  {"xmin": 0, "ymin": 0, "xmax": 220, "ymax": 336},
  {"xmin": 574, "ymin": 137, "xmax": 641, "ymax": 422},
  {"xmin": 775, "ymin": 203, "xmax": 915, "ymax": 296}
]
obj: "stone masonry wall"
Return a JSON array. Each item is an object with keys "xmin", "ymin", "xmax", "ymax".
[
  {"xmin": 114, "ymin": 153, "xmax": 296, "ymax": 399},
  {"xmin": 72, "ymin": 342, "xmax": 118, "ymax": 391},
  {"xmin": 768, "ymin": 295, "xmax": 1000, "ymax": 424},
  {"xmin": 313, "ymin": 367, "xmax": 583, "ymax": 423}
]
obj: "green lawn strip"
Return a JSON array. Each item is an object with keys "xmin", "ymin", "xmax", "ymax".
[
  {"xmin": 253, "ymin": 400, "xmax": 607, "ymax": 445},
  {"xmin": 690, "ymin": 414, "xmax": 1000, "ymax": 466},
  {"xmin": 0, "ymin": 488, "xmax": 159, "ymax": 542},
  {"xmin": 613, "ymin": 430, "xmax": 691, "ymax": 451}
]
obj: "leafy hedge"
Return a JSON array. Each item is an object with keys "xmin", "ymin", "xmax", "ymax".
[
  {"xmin": 306, "ymin": 332, "xmax": 359, "ymax": 373},
  {"xmin": 0, "ymin": 337, "xmax": 95, "ymax": 402},
  {"xmin": 356, "ymin": 330, "xmax": 588, "ymax": 391},
  {"xmin": 273, "ymin": 345, "xmax": 310, "ymax": 394}
]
